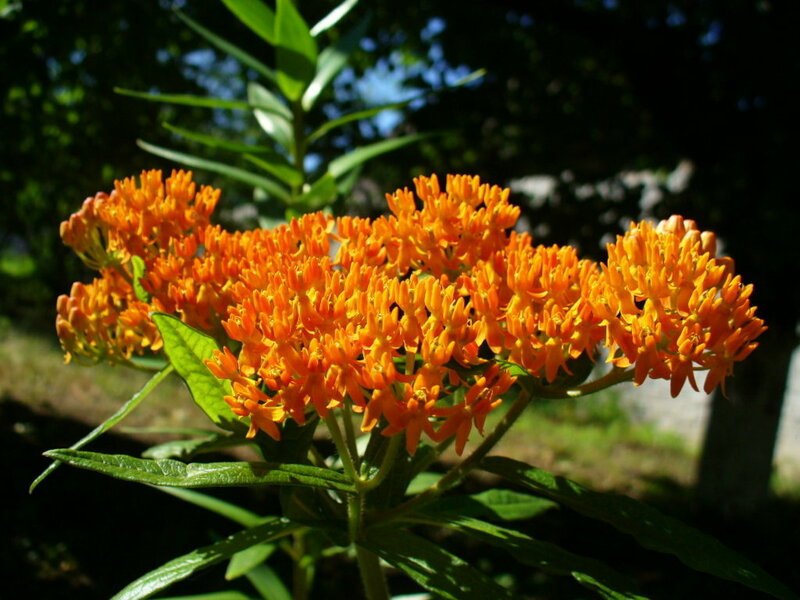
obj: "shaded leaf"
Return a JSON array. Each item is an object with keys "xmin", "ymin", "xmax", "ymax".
[
  {"xmin": 111, "ymin": 518, "xmax": 299, "ymax": 600},
  {"xmin": 307, "ymin": 99, "xmax": 410, "ymax": 144},
  {"xmin": 363, "ymin": 528, "xmax": 514, "ymax": 600},
  {"xmin": 482, "ymin": 456, "xmax": 799, "ymax": 600},
  {"xmin": 294, "ymin": 172, "xmax": 337, "ymax": 210},
  {"xmin": 131, "ymin": 255, "xmax": 150, "ymax": 302},
  {"xmin": 243, "ymin": 153, "xmax": 303, "ymax": 187},
  {"xmin": 221, "ymin": 0, "xmax": 276, "ymax": 45},
  {"xmin": 30, "ymin": 366, "xmax": 173, "ymax": 493},
  {"xmin": 162, "ymin": 122, "xmax": 276, "ymax": 155},
  {"xmin": 138, "ymin": 140, "xmax": 290, "ymax": 202},
  {"xmin": 424, "ymin": 489, "xmax": 557, "ymax": 521},
  {"xmin": 115, "ymin": 88, "xmax": 254, "ymax": 110},
  {"xmin": 155, "ymin": 486, "xmax": 265, "ymax": 528},
  {"xmin": 244, "ymin": 564, "xmax": 292, "ymax": 600},
  {"xmin": 44, "ymin": 449, "xmax": 356, "ymax": 492},
  {"xmin": 410, "ymin": 513, "xmax": 648, "ymax": 600},
  {"xmin": 154, "ymin": 592, "xmax": 256, "ymax": 600},
  {"xmin": 152, "ymin": 313, "xmax": 244, "ymax": 433},
  {"xmin": 175, "ymin": 9, "xmax": 275, "ymax": 82},
  {"xmin": 275, "ymin": 0, "xmax": 318, "ymax": 101},
  {"xmin": 143, "ymin": 434, "xmax": 256, "ymax": 461}
]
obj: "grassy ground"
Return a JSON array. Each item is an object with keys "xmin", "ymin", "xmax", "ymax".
[{"xmin": 3, "ymin": 323, "xmax": 799, "ymax": 599}]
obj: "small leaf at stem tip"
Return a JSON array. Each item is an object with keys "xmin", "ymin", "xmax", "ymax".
[{"xmin": 221, "ymin": 0, "xmax": 277, "ymax": 45}]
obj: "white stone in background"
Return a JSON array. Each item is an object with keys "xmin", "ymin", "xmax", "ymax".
[{"xmin": 618, "ymin": 347, "xmax": 800, "ymax": 472}]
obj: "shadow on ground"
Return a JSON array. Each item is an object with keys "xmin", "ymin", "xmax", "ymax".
[{"xmin": 3, "ymin": 397, "xmax": 799, "ymax": 599}]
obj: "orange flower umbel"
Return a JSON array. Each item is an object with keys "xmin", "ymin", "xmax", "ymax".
[
  {"xmin": 595, "ymin": 216, "xmax": 766, "ymax": 396},
  {"xmin": 59, "ymin": 171, "xmax": 765, "ymax": 454}
]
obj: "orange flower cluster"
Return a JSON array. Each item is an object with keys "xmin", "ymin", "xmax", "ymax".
[{"xmin": 58, "ymin": 171, "xmax": 765, "ymax": 454}]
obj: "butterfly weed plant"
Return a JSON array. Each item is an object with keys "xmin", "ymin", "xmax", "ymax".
[{"xmin": 32, "ymin": 166, "xmax": 800, "ymax": 600}]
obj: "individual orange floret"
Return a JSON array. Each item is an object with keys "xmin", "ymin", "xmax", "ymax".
[{"xmin": 595, "ymin": 216, "xmax": 765, "ymax": 396}]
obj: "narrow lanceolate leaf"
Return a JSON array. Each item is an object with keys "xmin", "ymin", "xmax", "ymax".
[
  {"xmin": 363, "ymin": 528, "xmax": 514, "ymax": 600},
  {"xmin": 175, "ymin": 9, "xmax": 275, "ymax": 82},
  {"xmin": 154, "ymin": 486, "xmax": 264, "ymax": 528},
  {"xmin": 221, "ymin": 0, "xmax": 277, "ymax": 45},
  {"xmin": 138, "ymin": 140, "xmax": 290, "ymax": 203},
  {"xmin": 409, "ymin": 514, "xmax": 648, "ymax": 600},
  {"xmin": 43, "ymin": 450, "xmax": 356, "ymax": 492},
  {"xmin": 309, "ymin": 0, "xmax": 358, "ymax": 37},
  {"xmin": 244, "ymin": 564, "xmax": 292, "ymax": 600},
  {"xmin": 243, "ymin": 153, "xmax": 303, "ymax": 187},
  {"xmin": 162, "ymin": 122, "xmax": 276, "ymax": 155},
  {"xmin": 482, "ymin": 456, "xmax": 799, "ymax": 600},
  {"xmin": 225, "ymin": 543, "xmax": 276, "ymax": 580},
  {"xmin": 247, "ymin": 83, "xmax": 294, "ymax": 152},
  {"xmin": 275, "ymin": 0, "xmax": 318, "ymax": 101},
  {"xmin": 151, "ymin": 313, "xmax": 245, "ymax": 433},
  {"xmin": 111, "ymin": 518, "xmax": 300, "ymax": 600},
  {"xmin": 329, "ymin": 133, "xmax": 433, "ymax": 179},
  {"xmin": 115, "ymin": 88, "xmax": 253, "ymax": 111},
  {"xmin": 154, "ymin": 593, "xmax": 256, "ymax": 600},
  {"xmin": 143, "ymin": 434, "xmax": 256, "ymax": 461},
  {"xmin": 423, "ymin": 489, "xmax": 557, "ymax": 522},
  {"xmin": 30, "ymin": 365, "xmax": 174, "ymax": 493},
  {"xmin": 302, "ymin": 16, "xmax": 369, "ymax": 111},
  {"xmin": 307, "ymin": 99, "xmax": 411, "ymax": 144}
]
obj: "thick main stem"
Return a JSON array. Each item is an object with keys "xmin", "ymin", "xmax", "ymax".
[{"xmin": 354, "ymin": 544, "xmax": 390, "ymax": 600}]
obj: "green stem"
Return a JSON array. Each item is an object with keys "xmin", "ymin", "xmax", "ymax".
[
  {"xmin": 291, "ymin": 100, "xmax": 306, "ymax": 199},
  {"xmin": 354, "ymin": 544, "xmax": 390, "ymax": 600},
  {"xmin": 326, "ymin": 412, "xmax": 358, "ymax": 482},
  {"xmin": 371, "ymin": 387, "xmax": 532, "ymax": 524},
  {"xmin": 360, "ymin": 433, "xmax": 402, "ymax": 492},
  {"xmin": 342, "ymin": 401, "xmax": 361, "ymax": 473}
]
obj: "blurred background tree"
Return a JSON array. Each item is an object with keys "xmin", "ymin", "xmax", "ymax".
[{"xmin": 2, "ymin": 0, "xmax": 797, "ymax": 518}]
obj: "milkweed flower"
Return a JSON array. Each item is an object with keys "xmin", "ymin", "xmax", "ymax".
[
  {"xmin": 595, "ymin": 216, "xmax": 766, "ymax": 396},
  {"xmin": 58, "ymin": 170, "xmax": 765, "ymax": 454}
]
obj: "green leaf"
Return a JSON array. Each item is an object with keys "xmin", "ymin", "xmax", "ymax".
[
  {"xmin": 162, "ymin": 122, "xmax": 276, "ymax": 155},
  {"xmin": 363, "ymin": 528, "xmax": 514, "ymax": 600},
  {"xmin": 175, "ymin": 9, "xmax": 276, "ymax": 82},
  {"xmin": 405, "ymin": 471, "xmax": 441, "ymax": 496},
  {"xmin": 243, "ymin": 153, "xmax": 303, "ymax": 188},
  {"xmin": 138, "ymin": 140, "xmax": 291, "ymax": 202},
  {"xmin": 275, "ymin": 0, "xmax": 318, "ymax": 101},
  {"xmin": 154, "ymin": 486, "xmax": 265, "ymax": 528},
  {"xmin": 111, "ymin": 518, "xmax": 300, "ymax": 600},
  {"xmin": 293, "ymin": 172, "xmax": 337, "ymax": 210},
  {"xmin": 482, "ymin": 456, "xmax": 799, "ymax": 600},
  {"xmin": 302, "ymin": 16, "xmax": 369, "ymax": 111},
  {"xmin": 153, "ymin": 592, "xmax": 257, "ymax": 600},
  {"xmin": 115, "ymin": 88, "xmax": 253, "ymax": 111},
  {"xmin": 329, "ymin": 134, "xmax": 432, "ymax": 179},
  {"xmin": 43, "ymin": 450, "xmax": 356, "ymax": 492},
  {"xmin": 309, "ymin": 0, "xmax": 358, "ymax": 37},
  {"xmin": 221, "ymin": 0, "xmax": 276, "ymax": 45},
  {"xmin": 424, "ymin": 489, "xmax": 557, "ymax": 521},
  {"xmin": 225, "ymin": 543, "xmax": 276, "ymax": 580},
  {"xmin": 30, "ymin": 365, "xmax": 173, "ymax": 493},
  {"xmin": 245, "ymin": 564, "xmax": 292, "ymax": 600},
  {"xmin": 151, "ymin": 313, "xmax": 244, "ymax": 433},
  {"xmin": 131, "ymin": 255, "xmax": 150, "ymax": 302},
  {"xmin": 411, "ymin": 514, "xmax": 648, "ymax": 600},
  {"xmin": 307, "ymin": 99, "xmax": 411, "ymax": 144},
  {"xmin": 247, "ymin": 83, "xmax": 294, "ymax": 152}
]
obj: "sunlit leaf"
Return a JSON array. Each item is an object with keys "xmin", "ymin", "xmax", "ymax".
[
  {"xmin": 423, "ymin": 489, "xmax": 557, "ymax": 521},
  {"xmin": 174, "ymin": 9, "xmax": 275, "ymax": 82},
  {"xmin": 482, "ymin": 456, "xmax": 799, "ymax": 600},
  {"xmin": 44, "ymin": 449, "xmax": 357, "ymax": 492},
  {"xmin": 137, "ymin": 140, "xmax": 290, "ymax": 202},
  {"xmin": 329, "ymin": 133, "xmax": 432, "ymax": 178},
  {"xmin": 225, "ymin": 543, "xmax": 276, "ymax": 580},
  {"xmin": 111, "ymin": 518, "xmax": 300, "ymax": 600},
  {"xmin": 115, "ymin": 88, "xmax": 251, "ymax": 111},
  {"xmin": 309, "ymin": 0, "xmax": 358, "ymax": 37},
  {"xmin": 247, "ymin": 83, "xmax": 294, "ymax": 152},
  {"xmin": 302, "ymin": 16, "xmax": 369, "ymax": 111},
  {"xmin": 131, "ymin": 255, "xmax": 150, "ymax": 302},
  {"xmin": 307, "ymin": 99, "xmax": 413, "ymax": 144},
  {"xmin": 30, "ymin": 366, "xmax": 173, "ymax": 493},
  {"xmin": 245, "ymin": 564, "xmax": 292, "ymax": 600},
  {"xmin": 152, "ymin": 313, "xmax": 244, "ymax": 433},
  {"xmin": 221, "ymin": 0, "xmax": 276, "ymax": 45},
  {"xmin": 275, "ymin": 0, "xmax": 318, "ymax": 101}
]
